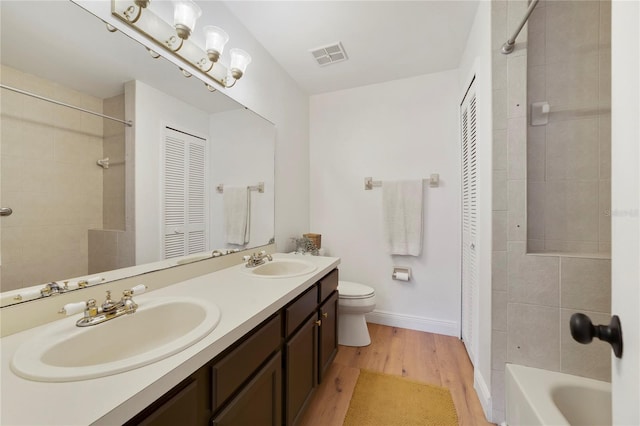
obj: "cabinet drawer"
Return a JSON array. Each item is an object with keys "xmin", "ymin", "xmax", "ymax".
[
  {"xmin": 212, "ymin": 314, "xmax": 282, "ymax": 410},
  {"xmin": 285, "ymin": 285, "xmax": 318, "ymax": 337},
  {"xmin": 318, "ymin": 269, "xmax": 338, "ymax": 303}
]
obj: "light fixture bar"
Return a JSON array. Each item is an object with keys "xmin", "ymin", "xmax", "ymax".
[{"xmin": 111, "ymin": 0, "xmax": 244, "ymax": 89}]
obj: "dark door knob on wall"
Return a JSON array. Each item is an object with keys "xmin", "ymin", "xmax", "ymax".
[{"xmin": 570, "ymin": 313, "xmax": 623, "ymax": 358}]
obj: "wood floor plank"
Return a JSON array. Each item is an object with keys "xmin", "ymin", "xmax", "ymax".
[
  {"xmin": 298, "ymin": 323, "xmax": 494, "ymax": 426},
  {"xmin": 402, "ymin": 328, "xmax": 442, "ymax": 385},
  {"xmin": 297, "ymin": 363, "xmax": 360, "ymax": 426}
]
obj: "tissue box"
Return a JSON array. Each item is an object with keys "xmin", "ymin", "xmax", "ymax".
[{"xmin": 303, "ymin": 233, "xmax": 321, "ymax": 249}]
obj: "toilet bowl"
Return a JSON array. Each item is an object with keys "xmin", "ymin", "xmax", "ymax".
[{"xmin": 338, "ymin": 281, "xmax": 376, "ymax": 347}]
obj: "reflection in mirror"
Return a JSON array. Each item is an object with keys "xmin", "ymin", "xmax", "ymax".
[{"xmin": 0, "ymin": 1, "xmax": 275, "ymax": 306}]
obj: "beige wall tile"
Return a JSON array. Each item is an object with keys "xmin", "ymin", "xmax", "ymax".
[
  {"xmin": 545, "ymin": 0, "xmax": 600, "ymax": 63},
  {"xmin": 493, "ymin": 89, "xmax": 508, "ymax": 130},
  {"xmin": 598, "ymin": 48, "xmax": 611, "ymax": 109},
  {"xmin": 507, "ymin": 302, "xmax": 560, "ymax": 370},
  {"xmin": 492, "ymin": 250, "xmax": 508, "ymax": 291},
  {"xmin": 493, "ymin": 290, "xmax": 508, "ymax": 331},
  {"xmin": 545, "ymin": 180, "xmax": 599, "ymax": 242},
  {"xmin": 527, "ymin": 181, "xmax": 546, "ymax": 240},
  {"xmin": 493, "ymin": 129, "xmax": 508, "ymax": 171},
  {"xmin": 546, "ymin": 53, "xmax": 599, "ymax": 111},
  {"xmin": 493, "ymin": 211, "xmax": 508, "ymax": 251},
  {"xmin": 527, "ymin": 239, "xmax": 545, "ymax": 252},
  {"xmin": 599, "ymin": 114, "xmax": 611, "ymax": 179},
  {"xmin": 492, "ymin": 368, "xmax": 506, "ymax": 412},
  {"xmin": 560, "ymin": 309, "xmax": 611, "ymax": 381},
  {"xmin": 507, "ymin": 55, "xmax": 527, "ymax": 118},
  {"xmin": 507, "ymin": 201, "xmax": 526, "ymax": 241},
  {"xmin": 507, "ymin": 117, "xmax": 526, "ymax": 179},
  {"xmin": 508, "ymin": 242, "xmax": 560, "ymax": 306},
  {"xmin": 493, "ymin": 170, "xmax": 508, "ymax": 211},
  {"xmin": 492, "ymin": 0, "xmax": 509, "ymax": 48},
  {"xmin": 544, "ymin": 240, "xmax": 599, "ymax": 253},
  {"xmin": 599, "ymin": 0, "xmax": 611, "ymax": 49},
  {"xmin": 545, "ymin": 117, "xmax": 599, "ymax": 180},
  {"xmin": 527, "ymin": 65, "xmax": 546, "ymax": 108},
  {"xmin": 599, "ymin": 180, "xmax": 611, "ymax": 243},
  {"xmin": 526, "ymin": 7, "xmax": 546, "ymax": 68},
  {"xmin": 493, "ymin": 52, "xmax": 508, "ymax": 91},
  {"xmin": 492, "ymin": 330, "xmax": 508, "ymax": 370},
  {"xmin": 561, "ymin": 257, "xmax": 611, "ymax": 313}
]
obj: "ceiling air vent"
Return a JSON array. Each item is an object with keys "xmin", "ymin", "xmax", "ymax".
[{"xmin": 309, "ymin": 42, "xmax": 348, "ymax": 66}]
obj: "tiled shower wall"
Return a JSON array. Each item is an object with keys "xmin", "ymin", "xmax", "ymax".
[
  {"xmin": 0, "ymin": 65, "xmax": 103, "ymax": 291},
  {"xmin": 526, "ymin": 0, "xmax": 611, "ymax": 254},
  {"xmin": 490, "ymin": 1, "xmax": 612, "ymax": 423},
  {"xmin": 88, "ymin": 93, "xmax": 134, "ymax": 274}
]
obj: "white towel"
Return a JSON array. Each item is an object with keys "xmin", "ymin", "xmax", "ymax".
[
  {"xmin": 224, "ymin": 186, "xmax": 250, "ymax": 245},
  {"xmin": 382, "ymin": 180, "xmax": 423, "ymax": 256}
]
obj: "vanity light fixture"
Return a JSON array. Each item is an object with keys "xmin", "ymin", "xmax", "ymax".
[
  {"xmin": 112, "ymin": 0, "xmax": 251, "ymax": 89},
  {"xmin": 172, "ymin": 0, "xmax": 201, "ymax": 40}
]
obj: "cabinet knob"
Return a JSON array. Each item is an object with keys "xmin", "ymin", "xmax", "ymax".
[
  {"xmin": 322, "ymin": 312, "xmax": 328, "ymax": 318},
  {"xmin": 315, "ymin": 319, "xmax": 322, "ymax": 327}
]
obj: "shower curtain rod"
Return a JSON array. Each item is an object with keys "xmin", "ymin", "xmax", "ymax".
[
  {"xmin": 501, "ymin": 0, "xmax": 540, "ymax": 54},
  {"xmin": 0, "ymin": 84, "xmax": 133, "ymax": 127}
]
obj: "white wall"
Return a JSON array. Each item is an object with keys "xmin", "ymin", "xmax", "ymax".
[
  {"xmin": 457, "ymin": 0, "xmax": 493, "ymax": 420},
  {"xmin": 133, "ymin": 80, "xmax": 210, "ymax": 265},
  {"xmin": 209, "ymin": 109, "xmax": 275, "ymax": 249},
  {"xmin": 75, "ymin": 0, "xmax": 310, "ymax": 252},
  {"xmin": 309, "ymin": 70, "xmax": 461, "ymax": 336}
]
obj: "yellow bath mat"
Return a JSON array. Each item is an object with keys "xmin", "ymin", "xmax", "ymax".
[{"xmin": 343, "ymin": 370, "xmax": 458, "ymax": 426}]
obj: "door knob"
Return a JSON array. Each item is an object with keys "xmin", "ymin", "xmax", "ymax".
[
  {"xmin": 0, "ymin": 207, "xmax": 12, "ymax": 216},
  {"xmin": 570, "ymin": 313, "xmax": 623, "ymax": 358}
]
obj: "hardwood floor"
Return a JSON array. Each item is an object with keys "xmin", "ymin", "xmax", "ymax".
[{"xmin": 298, "ymin": 323, "xmax": 494, "ymax": 426}]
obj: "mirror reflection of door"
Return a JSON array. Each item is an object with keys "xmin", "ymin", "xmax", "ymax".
[{"xmin": 163, "ymin": 127, "xmax": 208, "ymax": 259}]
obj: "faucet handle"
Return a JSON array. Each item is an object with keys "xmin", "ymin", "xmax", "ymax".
[
  {"xmin": 59, "ymin": 301, "xmax": 87, "ymax": 316},
  {"xmin": 130, "ymin": 284, "xmax": 147, "ymax": 295}
]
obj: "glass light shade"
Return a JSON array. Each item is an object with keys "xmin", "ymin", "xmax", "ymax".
[
  {"xmin": 203, "ymin": 26, "xmax": 229, "ymax": 62},
  {"xmin": 229, "ymin": 48, "xmax": 252, "ymax": 79},
  {"xmin": 172, "ymin": 0, "xmax": 202, "ymax": 39}
]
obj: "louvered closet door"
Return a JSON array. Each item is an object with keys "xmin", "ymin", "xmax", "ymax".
[
  {"xmin": 460, "ymin": 78, "xmax": 478, "ymax": 364},
  {"xmin": 163, "ymin": 127, "xmax": 208, "ymax": 259}
]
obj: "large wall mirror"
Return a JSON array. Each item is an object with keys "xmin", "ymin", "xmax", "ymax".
[{"xmin": 0, "ymin": 1, "xmax": 275, "ymax": 307}]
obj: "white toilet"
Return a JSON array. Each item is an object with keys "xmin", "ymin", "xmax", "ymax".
[{"xmin": 338, "ymin": 281, "xmax": 376, "ymax": 347}]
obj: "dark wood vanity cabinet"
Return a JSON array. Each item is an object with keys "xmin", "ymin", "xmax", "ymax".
[
  {"xmin": 284, "ymin": 268, "xmax": 339, "ymax": 425},
  {"xmin": 126, "ymin": 268, "xmax": 339, "ymax": 426},
  {"xmin": 318, "ymin": 290, "xmax": 339, "ymax": 383},
  {"xmin": 211, "ymin": 351, "xmax": 282, "ymax": 426}
]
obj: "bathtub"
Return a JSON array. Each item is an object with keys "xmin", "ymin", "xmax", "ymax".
[{"xmin": 505, "ymin": 364, "xmax": 611, "ymax": 426}]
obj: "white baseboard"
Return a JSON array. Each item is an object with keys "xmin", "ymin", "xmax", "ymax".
[
  {"xmin": 474, "ymin": 369, "xmax": 492, "ymax": 422},
  {"xmin": 365, "ymin": 310, "xmax": 459, "ymax": 337}
]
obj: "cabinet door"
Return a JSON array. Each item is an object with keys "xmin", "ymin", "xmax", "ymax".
[
  {"xmin": 318, "ymin": 290, "xmax": 338, "ymax": 383},
  {"xmin": 285, "ymin": 314, "xmax": 318, "ymax": 426},
  {"xmin": 134, "ymin": 379, "xmax": 198, "ymax": 426},
  {"xmin": 212, "ymin": 351, "xmax": 282, "ymax": 426}
]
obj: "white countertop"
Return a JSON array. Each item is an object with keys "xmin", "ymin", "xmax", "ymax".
[{"xmin": 0, "ymin": 253, "xmax": 340, "ymax": 425}]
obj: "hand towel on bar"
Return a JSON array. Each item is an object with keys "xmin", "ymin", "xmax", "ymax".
[
  {"xmin": 382, "ymin": 180, "xmax": 423, "ymax": 256},
  {"xmin": 224, "ymin": 186, "xmax": 250, "ymax": 245}
]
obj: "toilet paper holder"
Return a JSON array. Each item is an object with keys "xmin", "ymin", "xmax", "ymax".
[{"xmin": 392, "ymin": 267, "xmax": 411, "ymax": 281}]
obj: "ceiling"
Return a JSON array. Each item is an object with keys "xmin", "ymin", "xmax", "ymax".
[{"xmin": 223, "ymin": 1, "xmax": 480, "ymax": 95}]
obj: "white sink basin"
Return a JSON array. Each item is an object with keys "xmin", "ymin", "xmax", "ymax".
[
  {"xmin": 242, "ymin": 259, "xmax": 317, "ymax": 278},
  {"xmin": 11, "ymin": 297, "xmax": 220, "ymax": 382}
]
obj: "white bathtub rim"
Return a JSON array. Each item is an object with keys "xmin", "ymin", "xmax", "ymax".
[{"xmin": 506, "ymin": 363, "xmax": 611, "ymax": 426}]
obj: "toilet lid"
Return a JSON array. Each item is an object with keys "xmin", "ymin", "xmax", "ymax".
[{"xmin": 338, "ymin": 281, "xmax": 375, "ymax": 299}]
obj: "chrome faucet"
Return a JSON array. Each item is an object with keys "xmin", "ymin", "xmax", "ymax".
[
  {"xmin": 59, "ymin": 285, "xmax": 147, "ymax": 327},
  {"xmin": 243, "ymin": 250, "xmax": 273, "ymax": 268}
]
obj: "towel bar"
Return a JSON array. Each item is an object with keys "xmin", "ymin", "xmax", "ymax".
[{"xmin": 364, "ymin": 175, "xmax": 439, "ymax": 190}]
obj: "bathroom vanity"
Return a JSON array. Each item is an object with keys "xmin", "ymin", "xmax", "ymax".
[{"xmin": 0, "ymin": 254, "xmax": 340, "ymax": 425}]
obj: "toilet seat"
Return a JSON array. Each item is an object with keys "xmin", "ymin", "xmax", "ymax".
[{"xmin": 338, "ymin": 281, "xmax": 375, "ymax": 299}]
